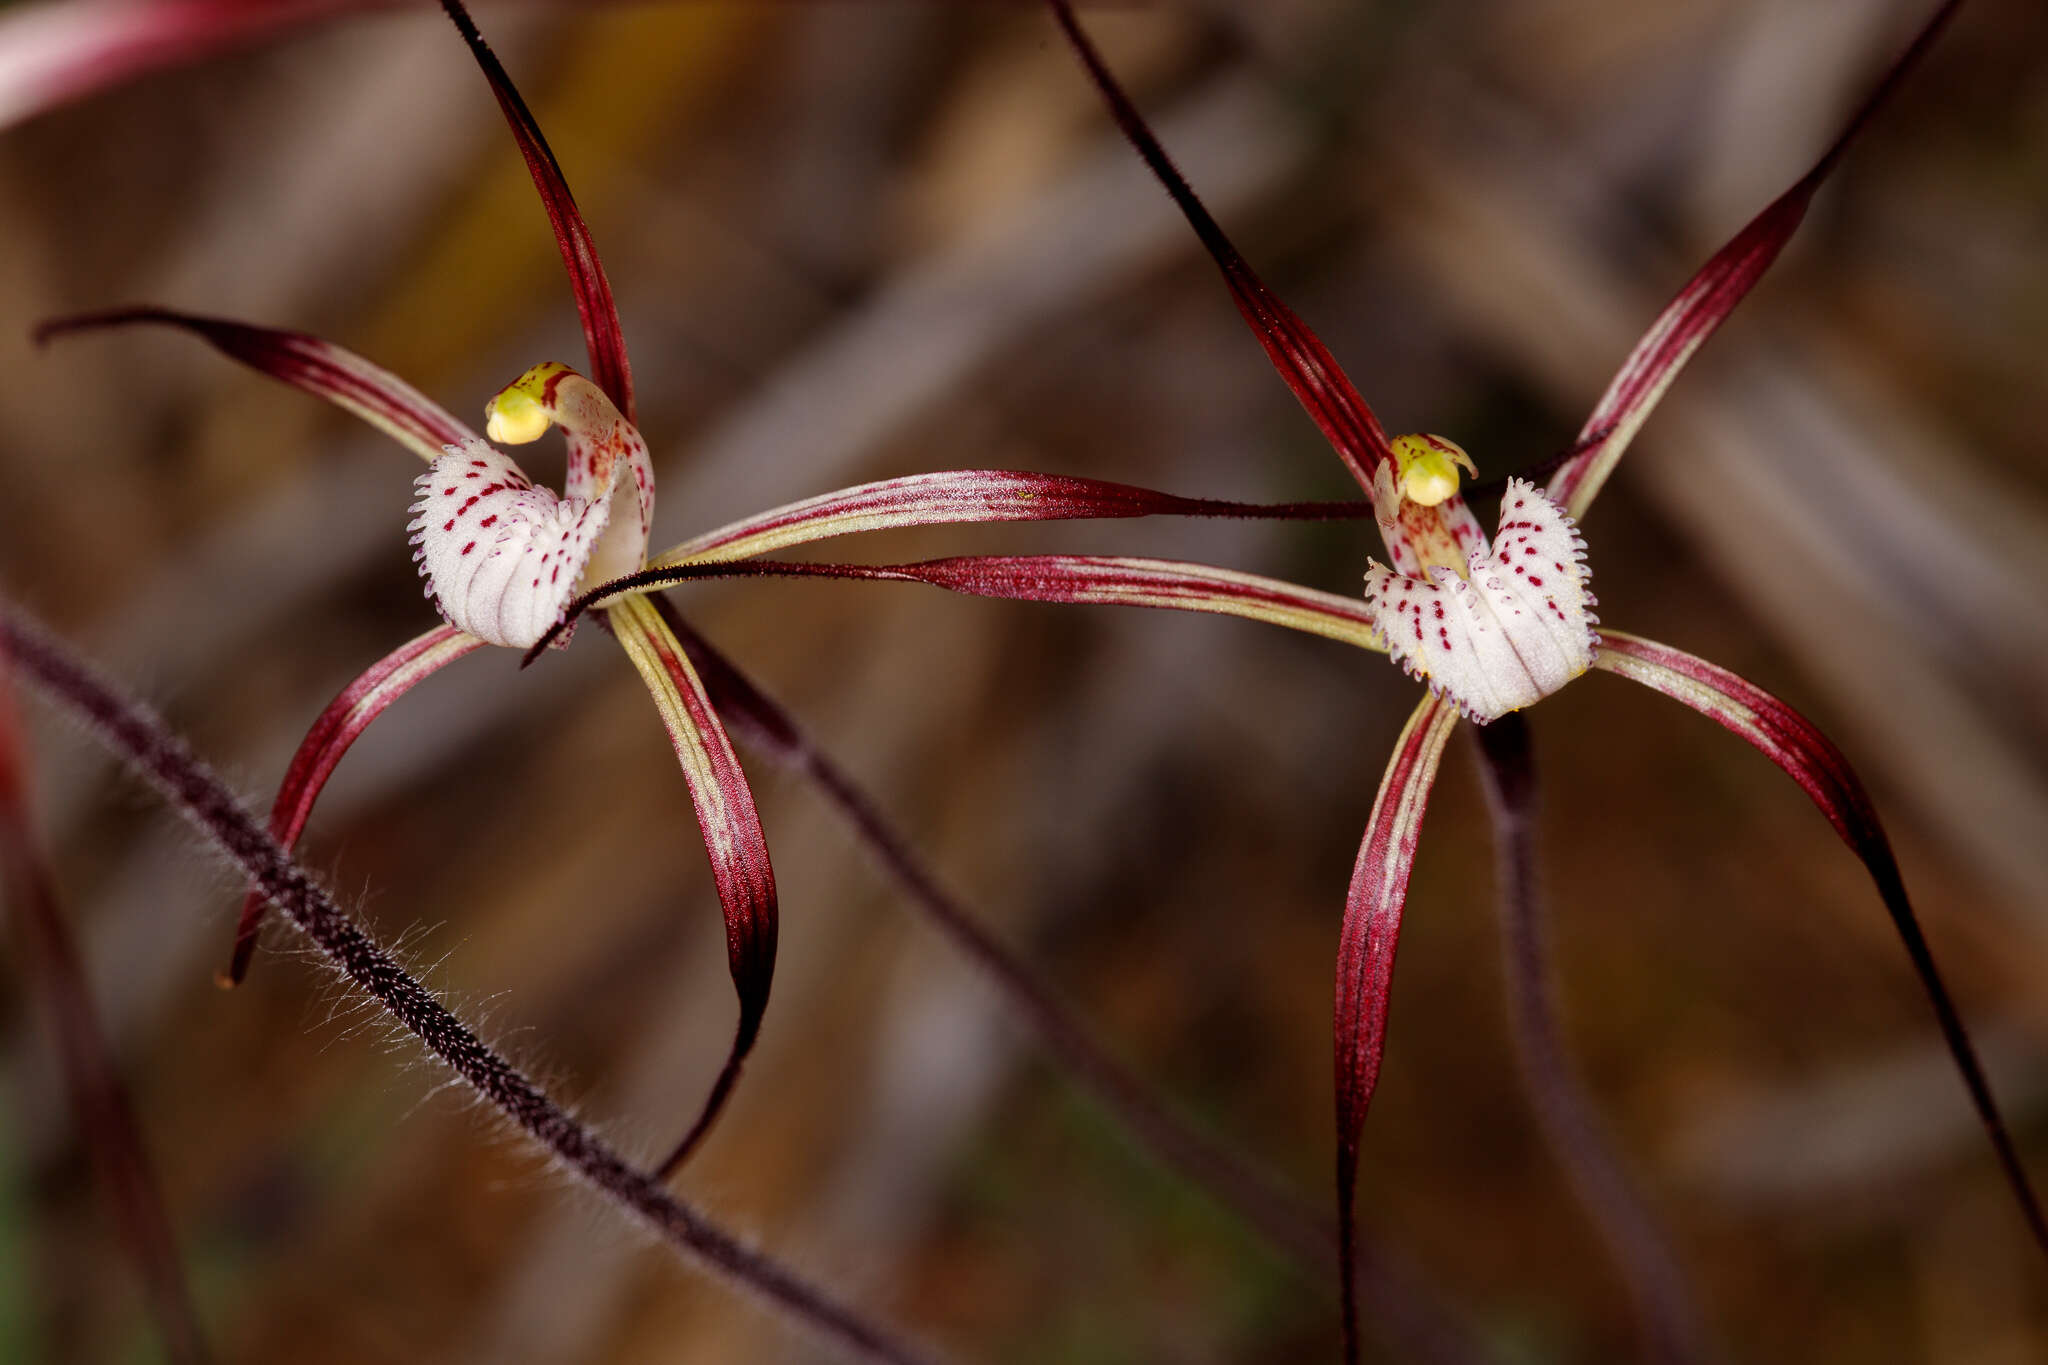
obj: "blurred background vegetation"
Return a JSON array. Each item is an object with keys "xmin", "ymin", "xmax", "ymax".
[{"xmin": 1, "ymin": 0, "xmax": 2045, "ymax": 1360}]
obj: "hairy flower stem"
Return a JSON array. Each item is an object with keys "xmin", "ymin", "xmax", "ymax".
[
  {"xmin": 0, "ymin": 600, "xmax": 940, "ymax": 1365},
  {"xmin": 1474, "ymin": 715, "xmax": 1710, "ymax": 1365},
  {"xmin": 653, "ymin": 597, "xmax": 1495, "ymax": 1365},
  {"xmin": 0, "ymin": 654, "xmax": 210, "ymax": 1365}
]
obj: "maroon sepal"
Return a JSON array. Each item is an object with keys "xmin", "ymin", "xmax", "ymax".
[
  {"xmin": 1595, "ymin": 630, "xmax": 2048, "ymax": 1261},
  {"xmin": 227, "ymin": 626, "xmax": 484, "ymax": 986},
  {"xmin": 528, "ymin": 553, "xmax": 1385, "ymax": 663},
  {"xmin": 438, "ymin": 0, "xmax": 635, "ymax": 419},
  {"xmin": 1331, "ymin": 693, "xmax": 1460, "ymax": 1363},
  {"xmin": 36, "ymin": 306, "xmax": 473, "ymax": 457},
  {"xmin": 1046, "ymin": 0, "xmax": 1393, "ymax": 492},
  {"xmin": 1548, "ymin": 0, "xmax": 1965, "ymax": 515},
  {"xmin": 605, "ymin": 598, "xmax": 778, "ymax": 1176}
]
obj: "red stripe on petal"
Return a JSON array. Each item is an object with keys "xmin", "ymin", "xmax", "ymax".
[
  {"xmin": 439, "ymin": 1, "xmax": 633, "ymax": 420},
  {"xmin": 0, "ymin": 600, "xmax": 944, "ymax": 1361},
  {"xmin": 551, "ymin": 554, "xmax": 1387, "ymax": 659},
  {"xmin": 36, "ymin": 307, "xmax": 475, "ymax": 462},
  {"xmin": 1332, "ymin": 692, "xmax": 1459, "ymax": 1363},
  {"xmin": 1047, "ymin": 0, "xmax": 1391, "ymax": 491},
  {"xmin": 228, "ymin": 626, "xmax": 483, "ymax": 985},
  {"xmin": 656, "ymin": 468, "xmax": 1372, "ymax": 567},
  {"xmin": 1548, "ymin": 0, "xmax": 1964, "ymax": 518},
  {"xmin": 1594, "ymin": 629, "xmax": 2048, "ymax": 1261},
  {"xmin": 609, "ymin": 595, "xmax": 777, "ymax": 1174},
  {"xmin": 648, "ymin": 601, "xmax": 1501, "ymax": 1361}
]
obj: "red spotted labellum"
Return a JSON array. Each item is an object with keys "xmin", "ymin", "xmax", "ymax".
[
  {"xmin": 35, "ymin": 0, "xmax": 1376, "ymax": 1176},
  {"xmin": 952, "ymin": 4, "xmax": 2046, "ymax": 1359}
]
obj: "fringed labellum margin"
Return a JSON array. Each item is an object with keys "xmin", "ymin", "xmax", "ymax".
[
  {"xmin": 408, "ymin": 363, "xmax": 655, "ymax": 650},
  {"xmin": 1364, "ymin": 475, "xmax": 1597, "ymax": 723},
  {"xmin": 410, "ymin": 437, "xmax": 611, "ymax": 650}
]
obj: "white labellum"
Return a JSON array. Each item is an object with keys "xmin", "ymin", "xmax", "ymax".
[
  {"xmin": 1364, "ymin": 478, "xmax": 1597, "ymax": 722},
  {"xmin": 408, "ymin": 437, "xmax": 609, "ymax": 648}
]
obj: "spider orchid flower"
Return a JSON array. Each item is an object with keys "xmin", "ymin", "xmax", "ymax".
[
  {"xmin": 34, "ymin": 0, "xmax": 1377, "ymax": 1175},
  {"xmin": 1044, "ymin": 0, "xmax": 2048, "ymax": 1351},
  {"xmin": 540, "ymin": 0, "xmax": 2044, "ymax": 1340}
]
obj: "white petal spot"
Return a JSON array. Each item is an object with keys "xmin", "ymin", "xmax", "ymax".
[
  {"xmin": 407, "ymin": 437, "xmax": 610, "ymax": 648},
  {"xmin": 1364, "ymin": 478, "xmax": 1597, "ymax": 722}
]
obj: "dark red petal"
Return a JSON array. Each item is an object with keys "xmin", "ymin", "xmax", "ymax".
[
  {"xmin": 534, "ymin": 553, "xmax": 1387, "ymax": 662},
  {"xmin": 35, "ymin": 306, "xmax": 474, "ymax": 460},
  {"xmin": 226, "ymin": 626, "xmax": 483, "ymax": 986},
  {"xmin": 657, "ymin": 466, "xmax": 1371, "ymax": 566},
  {"xmin": 1332, "ymin": 692, "xmax": 1460, "ymax": 1363},
  {"xmin": 438, "ymin": 1, "xmax": 633, "ymax": 420},
  {"xmin": 1594, "ymin": 629, "xmax": 2048, "ymax": 1260},
  {"xmin": 1047, "ymin": 0, "xmax": 1391, "ymax": 492},
  {"xmin": 608, "ymin": 596, "xmax": 776, "ymax": 1174},
  {"xmin": 0, "ymin": 599, "xmax": 939, "ymax": 1362},
  {"xmin": 1548, "ymin": 0, "xmax": 1964, "ymax": 517},
  {"xmin": 656, "ymin": 600, "xmax": 1497, "ymax": 1364}
]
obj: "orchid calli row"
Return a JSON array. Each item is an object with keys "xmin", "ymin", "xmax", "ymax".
[{"xmin": 35, "ymin": 0, "xmax": 1383, "ymax": 1177}]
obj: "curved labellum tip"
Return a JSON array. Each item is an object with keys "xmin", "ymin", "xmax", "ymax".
[
  {"xmin": 489, "ymin": 362, "xmax": 653, "ymax": 589},
  {"xmin": 410, "ymin": 363, "xmax": 654, "ymax": 649},
  {"xmin": 409, "ymin": 437, "xmax": 608, "ymax": 649},
  {"xmin": 1365, "ymin": 478, "xmax": 1597, "ymax": 722}
]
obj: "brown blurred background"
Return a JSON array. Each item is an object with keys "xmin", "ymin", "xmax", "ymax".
[{"xmin": 2, "ymin": 0, "xmax": 2045, "ymax": 1360}]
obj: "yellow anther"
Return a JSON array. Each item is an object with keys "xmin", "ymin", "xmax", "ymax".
[
  {"xmin": 485, "ymin": 390, "xmax": 549, "ymax": 444},
  {"xmin": 1389, "ymin": 433, "xmax": 1478, "ymax": 507},
  {"xmin": 484, "ymin": 361, "xmax": 572, "ymax": 445}
]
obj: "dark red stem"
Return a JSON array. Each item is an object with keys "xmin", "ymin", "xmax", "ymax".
[
  {"xmin": 0, "ymin": 600, "xmax": 940, "ymax": 1365},
  {"xmin": 653, "ymin": 598, "xmax": 1498, "ymax": 1364},
  {"xmin": 1473, "ymin": 716, "xmax": 1709, "ymax": 1365},
  {"xmin": 0, "ymin": 657, "xmax": 210, "ymax": 1364}
]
